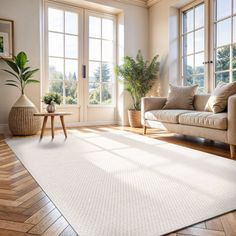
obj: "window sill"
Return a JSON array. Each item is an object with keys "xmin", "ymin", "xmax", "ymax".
[{"xmin": 87, "ymin": 105, "xmax": 116, "ymax": 108}]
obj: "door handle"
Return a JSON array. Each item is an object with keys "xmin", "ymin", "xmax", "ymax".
[{"xmin": 82, "ymin": 65, "xmax": 86, "ymax": 79}]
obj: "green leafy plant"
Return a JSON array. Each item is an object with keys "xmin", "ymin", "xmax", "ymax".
[
  {"xmin": 115, "ymin": 50, "xmax": 160, "ymax": 110},
  {"xmin": 43, "ymin": 92, "xmax": 62, "ymax": 105},
  {"xmin": 1, "ymin": 51, "xmax": 39, "ymax": 95}
]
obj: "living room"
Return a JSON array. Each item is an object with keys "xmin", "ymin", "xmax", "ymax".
[{"xmin": 0, "ymin": 0, "xmax": 236, "ymax": 235}]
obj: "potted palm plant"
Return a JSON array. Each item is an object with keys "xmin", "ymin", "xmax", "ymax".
[
  {"xmin": 1, "ymin": 51, "xmax": 41, "ymax": 135},
  {"xmin": 116, "ymin": 50, "xmax": 159, "ymax": 128}
]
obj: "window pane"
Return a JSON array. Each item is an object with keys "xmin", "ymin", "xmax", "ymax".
[
  {"xmin": 183, "ymin": 55, "xmax": 194, "ymax": 85},
  {"xmin": 215, "ymin": 72, "xmax": 230, "ymax": 85},
  {"xmin": 49, "ymin": 58, "xmax": 64, "ymax": 80},
  {"xmin": 195, "ymin": 53, "xmax": 204, "ymax": 74},
  {"xmin": 195, "ymin": 29, "xmax": 204, "ymax": 52},
  {"xmin": 233, "ymin": 44, "xmax": 236, "ymax": 69},
  {"xmin": 101, "ymin": 63, "xmax": 112, "ymax": 82},
  {"xmin": 48, "ymin": 8, "xmax": 63, "ymax": 32},
  {"xmin": 102, "ymin": 19, "xmax": 113, "ymax": 40},
  {"xmin": 89, "ymin": 16, "xmax": 101, "ymax": 38},
  {"xmin": 101, "ymin": 84, "xmax": 112, "ymax": 104},
  {"xmin": 89, "ymin": 62, "xmax": 100, "ymax": 82},
  {"xmin": 234, "ymin": 17, "xmax": 236, "ymax": 43},
  {"xmin": 65, "ymin": 80, "xmax": 77, "ymax": 104},
  {"xmin": 195, "ymin": 4, "xmax": 204, "ymax": 29},
  {"xmin": 234, "ymin": 0, "xmax": 236, "ymax": 13},
  {"xmin": 89, "ymin": 39, "xmax": 101, "ymax": 61},
  {"xmin": 183, "ymin": 9, "xmax": 193, "ymax": 33},
  {"xmin": 65, "ymin": 35, "xmax": 78, "ymax": 59},
  {"xmin": 233, "ymin": 71, "xmax": 236, "ymax": 81},
  {"xmin": 215, "ymin": 0, "xmax": 231, "ymax": 20},
  {"xmin": 65, "ymin": 59, "xmax": 78, "ymax": 80},
  {"xmin": 183, "ymin": 33, "xmax": 194, "ymax": 55},
  {"xmin": 102, "ymin": 40, "xmax": 113, "ymax": 62},
  {"xmin": 216, "ymin": 19, "xmax": 231, "ymax": 47},
  {"xmin": 49, "ymin": 80, "xmax": 63, "ymax": 96},
  {"xmin": 216, "ymin": 46, "xmax": 230, "ymax": 71},
  {"xmin": 49, "ymin": 32, "xmax": 63, "ymax": 57},
  {"xmin": 194, "ymin": 75, "xmax": 205, "ymax": 87},
  {"xmin": 65, "ymin": 11, "xmax": 78, "ymax": 35},
  {"xmin": 89, "ymin": 83, "xmax": 100, "ymax": 104}
]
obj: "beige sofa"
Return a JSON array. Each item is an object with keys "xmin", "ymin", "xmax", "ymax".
[{"xmin": 141, "ymin": 94, "xmax": 236, "ymax": 158}]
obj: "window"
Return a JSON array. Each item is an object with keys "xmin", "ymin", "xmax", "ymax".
[
  {"xmin": 214, "ymin": 0, "xmax": 236, "ymax": 85},
  {"xmin": 180, "ymin": 1, "xmax": 206, "ymax": 93},
  {"xmin": 180, "ymin": 0, "xmax": 236, "ymax": 92},
  {"xmin": 88, "ymin": 15, "xmax": 115, "ymax": 105},
  {"xmin": 47, "ymin": 7, "xmax": 79, "ymax": 105}
]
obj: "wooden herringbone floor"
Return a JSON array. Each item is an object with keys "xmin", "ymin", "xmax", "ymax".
[
  {"xmin": 0, "ymin": 127, "xmax": 236, "ymax": 235},
  {"xmin": 0, "ymin": 136, "xmax": 78, "ymax": 236}
]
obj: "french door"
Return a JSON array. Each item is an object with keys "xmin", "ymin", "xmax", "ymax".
[
  {"xmin": 44, "ymin": 2, "xmax": 116, "ymax": 123},
  {"xmin": 180, "ymin": 0, "xmax": 236, "ymax": 93}
]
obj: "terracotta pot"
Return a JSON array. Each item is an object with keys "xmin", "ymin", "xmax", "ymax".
[
  {"xmin": 46, "ymin": 104, "xmax": 55, "ymax": 113},
  {"xmin": 8, "ymin": 95, "xmax": 41, "ymax": 136},
  {"xmin": 128, "ymin": 110, "xmax": 142, "ymax": 128}
]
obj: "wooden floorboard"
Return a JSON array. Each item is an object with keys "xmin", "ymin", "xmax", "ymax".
[
  {"xmin": 0, "ymin": 137, "xmax": 78, "ymax": 236},
  {"xmin": 0, "ymin": 127, "xmax": 236, "ymax": 235}
]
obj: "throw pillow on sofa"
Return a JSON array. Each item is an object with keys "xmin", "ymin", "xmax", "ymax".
[
  {"xmin": 163, "ymin": 84, "xmax": 198, "ymax": 110},
  {"xmin": 205, "ymin": 81, "xmax": 236, "ymax": 113}
]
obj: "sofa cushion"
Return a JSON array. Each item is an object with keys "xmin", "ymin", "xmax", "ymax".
[
  {"xmin": 205, "ymin": 81, "xmax": 236, "ymax": 113},
  {"xmin": 145, "ymin": 110, "xmax": 194, "ymax": 124},
  {"xmin": 163, "ymin": 84, "xmax": 198, "ymax": 110},
  {"xmin": 179, "ymin": 112, "xmax": 228, "ymax": 130}
]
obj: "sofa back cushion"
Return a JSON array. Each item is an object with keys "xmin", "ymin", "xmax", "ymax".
[
  {"xmin": 205, "ymin": 82, "xmax": 236, "ymax": 113},
  {"xmin": 194, "ymin": 94, "xmax": 210, "ymax": 111},
  {"xmin": 163, "ymin": 84, "xmax": 198, "ymax": 110}
]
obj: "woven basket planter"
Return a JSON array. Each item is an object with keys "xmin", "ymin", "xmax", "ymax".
[
  {"xmin": 8, "ymin": 95, "xmax": 41, "ymax": 136},
  {"xmin": 128, "ymin": 110, "xmax": 142, "ymax": 128}
]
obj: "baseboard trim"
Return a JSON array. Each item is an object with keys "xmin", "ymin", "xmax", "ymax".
[
  {"xmin": 0, "ymin": 121, "xmax": 126, "ymax": 135},
  {"xmin": 117, "ymin": 120, "xmax": 129, "ymax": 126},
  {"xmin": 47, "ymin": 121, "xmax": 118, "ymax": 128},
  {"xmin": 0, "ymin": 124, "xmax": 10, "ymax": 135}
]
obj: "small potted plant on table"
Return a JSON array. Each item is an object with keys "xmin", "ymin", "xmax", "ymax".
[
  {"xmin": 116, "ymin": 50, "xmax": 160, "ymax": 127},
  {"xmin": 43, "ymin": 92, "xmax": 62, "ymax": 113}
]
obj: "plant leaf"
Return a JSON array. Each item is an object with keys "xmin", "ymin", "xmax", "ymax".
[
  {"xmin": 25, "ymin": 79, "xmax": 40, "ymax": 85},
  {"xmin": 6, "ymin": 79, "xmax": 20, "ymax": 84},
  {"xmin": 22, "ymin": 69, "xmax": 39, "ymax": 81},
  {"xmin": 16, "ymin": 52, "xmax": 27, "ymax": 70},
  {"xmin": 2, "ymin": 69, "xmax": 20, "ymax": 80},
  {"xmin": 4, "ymin": 60, "xmax": 19, "ymax": 74},
  {"xmin": 5, "ymin": 83, "xmax": 20, "ymax": 89}
]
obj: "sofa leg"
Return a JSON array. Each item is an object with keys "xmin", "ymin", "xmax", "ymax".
[
  {"xmin": 230, "ymin": 145, "xmax": 236, "ymax": 159},
  {"xmin": 143, "ymin": 126, "xmax": 147, "ymax": 135}
]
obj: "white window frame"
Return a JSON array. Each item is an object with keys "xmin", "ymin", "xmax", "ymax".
[
  {"xmin": 212, "ymin": 0, "xmax": 236, "ymax": 88},
  {"xmin": 43, "ymin": 1, "xmax": 117, "ymax": 109},
  {"xmin": 179, "ymin": 0, "xmax": 209, "ymax": 93},
  {"xmin": 44, "ymin": 1, "xmax": 84, "ymax": 108},
  {"xmin": 84, "ymin": 10, "xmax": 117, "ymax": 108}
]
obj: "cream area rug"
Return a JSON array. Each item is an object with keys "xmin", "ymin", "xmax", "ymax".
[{"xmin": 6, "ymin": 128, "xmax": 236, "ymax": 236}]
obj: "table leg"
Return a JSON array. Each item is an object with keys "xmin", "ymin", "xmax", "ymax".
[
  {"xmin": 51, "ymin": 116, "xmax": 55, "ymax": 139},
  {"xmin": 40, "ymin": 116, "xmax": 48, "ymax": 139},
  {"xmin": 60, "ymin": 116, "xmax": 67, "ymax": 138}
]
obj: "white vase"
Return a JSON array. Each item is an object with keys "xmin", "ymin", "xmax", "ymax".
[
  {"xmin": 8, "ymin": 94, "xmax": 41, "ymax": 136},
  {"xmin": 46, "ymin": 104, "xmax": 55, "ymax": 113}
]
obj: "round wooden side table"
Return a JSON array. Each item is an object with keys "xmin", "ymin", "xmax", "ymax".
[{"xmin": 34, "ymin": 112, "xmax": 72, "ymax": 139}]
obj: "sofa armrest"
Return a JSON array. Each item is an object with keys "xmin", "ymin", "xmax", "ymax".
[
  {"xmin": 228, "ymin": 95, "xmax": 236, "ymax": 145},
  {"xmin": 141, "ymin": 97, "xmax": 167, "ymax": 124}
]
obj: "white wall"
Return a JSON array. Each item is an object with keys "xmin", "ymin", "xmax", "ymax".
[
  {"xmin": 0, "ymin": 0, "xmax": 149, "ymax": 129},
  {"xmin": 0, "ymin": 0, "xmax": 42, "ymax": 126},
  {"xmin": 149, "ymin": 0, "xmax": 192, "ymax": 96}
]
